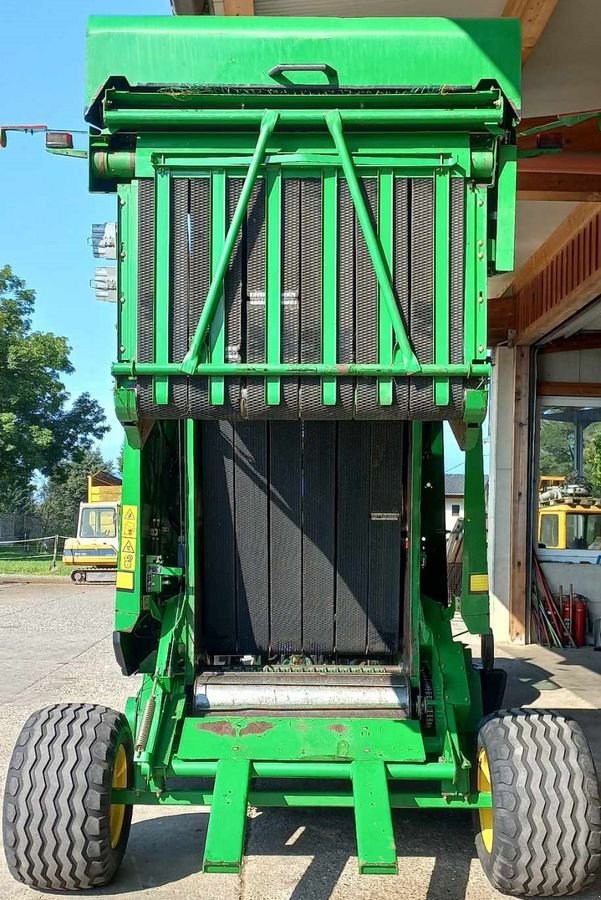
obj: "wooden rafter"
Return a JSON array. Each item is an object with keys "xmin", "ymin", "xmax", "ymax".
[
  {"xmin": 222, "ymin": 0, "xmax": 254, "ymax": 13},
  {"xmin": 502, "ymin": 0, "xmax": 560, "ymax": 63},
  {"xmin": 510, "ymin": 203, "xmax": 601, "ymax": 295}
]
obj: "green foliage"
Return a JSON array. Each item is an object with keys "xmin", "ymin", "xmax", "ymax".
[
  {"xmin": 538, "ymin": 421, "xmax": 575, "ymax": 477},
  {"xmin": 37, "ymin": 449, "xmax": 114, "ymax": 537},
  {"xmin": 0, "ymin": 265, "xmax": 108, "ymax": 511},
  {"xmin": 584, "ymin": 425, "xmax": 601, "ymax": 495}
]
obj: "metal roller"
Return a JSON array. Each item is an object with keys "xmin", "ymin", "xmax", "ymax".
[{"xmin": 194, "ymin": 672, "xmax": 410, "ymax": 715}]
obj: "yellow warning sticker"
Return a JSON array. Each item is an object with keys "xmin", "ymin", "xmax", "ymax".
[
  {"xmin": 116, "ymin": 571, "xmax": 134, "ymax": 590},
  {"xmin": 469, "ymin": 573, "xmax": 489, "ymax": 593},
  {"xmin": 122, "ymin": 505, "xmax": 138, "ymax": 538},
  {"xmin": 121, "ymin": 552, "xmax": 136, "ymax": 571}
]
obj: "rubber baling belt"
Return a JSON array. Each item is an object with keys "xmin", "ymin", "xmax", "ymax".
[
  {"xmin": 200, "ymin": 419, "xmax": 406, "ymax": 657},
  {"xmin": 136, "ymin": 176, "xmax": 468, "ymax": 421}
]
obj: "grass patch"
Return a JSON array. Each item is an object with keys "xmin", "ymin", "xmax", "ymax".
[{"xmin": 0, "ymin": 551, "xmax": 70, "ymax": 576}]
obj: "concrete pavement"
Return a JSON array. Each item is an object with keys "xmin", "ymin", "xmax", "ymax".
[{"xmin": 0, "ymin": 580, "xmax": 600, "ymax": 899}]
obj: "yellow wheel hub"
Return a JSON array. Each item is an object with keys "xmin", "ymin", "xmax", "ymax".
[
  {"xmin": 477, "ymin": 748, "xmax": 493, "ymax": 853},
  {"xmin": 110, "ymin": 744, "xmax": 127, "ymax": 849}
]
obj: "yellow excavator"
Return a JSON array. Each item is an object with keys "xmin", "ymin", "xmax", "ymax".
[
  {"xmin": 538, "ymin": 475, "xmax": 601, "ymax": 561},
  {"xmin": 62, "ymin": 471, "xmax": 121, "ymax": 582}
]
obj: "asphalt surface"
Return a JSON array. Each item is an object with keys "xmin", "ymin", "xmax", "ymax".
[{"xmin": 0, "ymin": 579, "xmax": 600, "ymax": 900}]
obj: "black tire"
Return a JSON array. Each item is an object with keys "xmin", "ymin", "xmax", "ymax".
[
  {"xmin": 475, "ymin": 708, "xmax": 601, "ymax": 897},
  {"xmin": 3, "ymin": 703, "xmax": 133, "ymax": 891}
]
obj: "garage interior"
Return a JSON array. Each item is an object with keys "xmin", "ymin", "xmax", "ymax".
[{"xmin": 171, "ymin": 0, "xmax": 601, "ymax": 650}]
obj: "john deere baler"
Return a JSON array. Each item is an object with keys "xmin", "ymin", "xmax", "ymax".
[{"xmin": 4, "ymin": 16, "xmax": 600, "ymax": 898}]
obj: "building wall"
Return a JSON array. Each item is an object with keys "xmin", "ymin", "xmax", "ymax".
[
  {"xmin": 538, "ymin": 347, "xmax": 601, "ymax": 384},
  {"xmin": 445, "ymin": 496, "xmax": 463, "ymax": 534},
  {"xmin": 488, "ymin": 346, "xmax": 515, "ymax": 642}
]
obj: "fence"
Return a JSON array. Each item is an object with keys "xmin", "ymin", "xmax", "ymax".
[{"xmin": 0, "ymin": 535, "xmax": 68, "ymax": 573}]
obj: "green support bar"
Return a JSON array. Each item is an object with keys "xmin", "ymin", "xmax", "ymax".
[
  {"xmin": 434, "ymin": 169, "xmax": 450, "ymax": 407},
  {"xmin": 266, "ymin": 169, "xmax": 282, "ymax": 406},
  {"xmin": 114, "ymin": 361, "xmax": 489, "ymax": 378},
  {"xmin": 113, "ymin": 787, "xmax": 492, "ymax": 809},
  {"xmin": 463, "ymin": 185, "xmax": 477, "ymax": 364},
  {"xmin": 378, "ymin": 169, "xmax": 394, "ymax": 406},
  {"xmin": 203, "ymin": 758, "xmax": 251, "ymax": 874},
  {"xmin": 182, "ymin": 109, "xmax": 278, "ymax": 375},
  {"xmin": 326, "ymin": 110, "xmax": 420, "ymax": 376},
  {"xmin": 153, "ymin": 168, "xmax": 170, "ymax": 404},
  {"xmin": 322, "ymin": 170, "xmax": 338, "ymax": 406},
  {"xmin": 352, "ymin": 761, "xmax": 398, "ymax": 875},
  {"xmin": 209, "ymin": 170, "xmax": 226, "ymax": 405}
]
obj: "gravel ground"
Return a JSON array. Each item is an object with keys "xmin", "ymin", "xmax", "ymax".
[{"xmin": 0, "ymin": 580, "xmax": 599, "ymax": 900}]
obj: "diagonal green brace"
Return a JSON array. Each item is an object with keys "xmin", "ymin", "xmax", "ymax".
[
  {"xmin": 182, "ymin": 109, "xmax": 278, "ymax": 375},
  {"xmin": 202, "ymin": 758, "xmax": 251, "ymax": 874},
  {"xmin": 351, "ymin": 760, "xmax": 398, "ymax": 875},
  {"xmin": 326, "ymin": 110, "xmax": 419, "ymax": 377}
]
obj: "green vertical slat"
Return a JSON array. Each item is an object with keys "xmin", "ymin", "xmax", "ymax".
[
  {"xmin": 209, "ymin": 170, "xmax": 226, "ymax": 406},
  {"xmin": 378, "ymin": 170, "xmax": 394, "ymax": 406},
  {"xmin": 434, "ymin": 169, "xmax": 450, "ymax": 407},
  {"xmin": 475, "ymin": 186, "xmax": 488, "ymax": 357},
  {"xmin": 266, "ymin": 170, "xmax": 281, "ymax": 406},
  {"xmin": 463, "ymin": 185, "xmax": 477, "ymax": 364},
  {"xmin": 409, "ymin": 421, "xmax": 422, "ymax": 680},
  {"xmin": 153, "ymin": 169, "xmax": 170, "ymax": 405},
  {"xmin": 203, "ymin": 758, "xmax": 251, "ymax": 873},
  {"xmin": 322, "ymin": 170, "xmax": 338, "ymax": 406},
  {"xmin": 352, "ymin": 760, "xmax": 397, "ymax": 875},
  {"xmin": 118, "ymin": 182, "xmax": 137, "ymax": 362},
  {"xmin": 185, "ymin": 419, "xmax": 196, "ymax": 683}
]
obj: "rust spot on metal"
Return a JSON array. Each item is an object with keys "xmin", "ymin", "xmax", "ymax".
[
  {"xmin": 329, "ymin": 724, "xmax": 348, "ymax": 733},
  {"xmin": 196, "ymin": 721, "xmax": 236, "ymax": 737},
  {"xmin": 336, "ymin": 364, "xmax": 350, "ymax": 375},
  {"xmin": 239, "ymin": 722, "xmax": 274, "ymax": 737}
]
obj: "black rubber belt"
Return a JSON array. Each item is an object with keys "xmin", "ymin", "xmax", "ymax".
[
  {"xmin": 167, "ymin": 178, "xmax": 189, "ymax": 417},
  {"xmin": 189, "ymin": 178, "xmax": 212, "ymax": 417},
  {"xmin": 137, "ymin": 179, "xmax": 155, "ymax": 415},
  {"xmin": 234, "ymin": 422, "xmax": 270, "ymax": 653},
  {"xmin": 274, "ymin": 177, "xmax": 301, "ymax": 419},
  {"xmin": 225, "ymin": 177, "xmax": 243, "ymax": 414},
  {"xmin": 302, "ymin": 421, "xmax": 336, "ymax": 654},
  {"xmin": 449, "ymin": 179, "xmax": 466, "ymax": 412},
  {"xmin": 355, "ymin": 178, "xmax": 379, "ymax": 418},
  {"xmin": 336, "ymin": 180, "xmax": 355, "ymax": 418},
  {"xmin": 409, "ymin": 178, "xmax": 435, "ymax": 417},
  {"xmin": 336, "ymin": 421, "xmax": 371, "ymax": 654},
  {"xmin": 393, "ymin": 177, "xmax": 410, "ymax": 418},
  {"xmin": 200, "ymin": 420, "xmax": 237, "ymax": 652},
  {"xmin": 299, "ymin": 179, "xmax": 325, "ymax": 417},
  {"xmin": 245, "ymin": 180, "xmax": 267, "ymax": 418},
  {"xmin": 367, "ymin": 421, "xmax": 403, "ymax": 654},
  {"xmin": 269, "ymin": 421, "xmax": 302, "ymax": 651}
]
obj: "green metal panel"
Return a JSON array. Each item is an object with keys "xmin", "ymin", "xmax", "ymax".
[
  {"xmin": 153, "ymin": 168, "xmax": 170, "ymax": 405},
  {"xmin": 86, "ymin": 17, "xmax": 521, "ymax": 113},
  {"xmin": 176, "ymin": 716, "xmax": 426, "ymax": 763},
  {"xmin": 266, "ymin": 169, "xmax": 282, "ymax": 406}
]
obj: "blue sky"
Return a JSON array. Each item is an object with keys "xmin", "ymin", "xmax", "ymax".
[
  {"xmin": 1, "ymin": 0, "xmax": 170, "ymax": 464},
  {"xmin": 1, "ymin": 0, "xmax": 482, "ymax": 473}
]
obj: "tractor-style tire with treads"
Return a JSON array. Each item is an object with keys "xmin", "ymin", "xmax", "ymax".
[
  {"xmin": 475, "ymin": 708, "xmax": 601, "ymax": 897},
  {"xmin": 3, "ymin": 703, "xmax": 133, "ymax": 891}
]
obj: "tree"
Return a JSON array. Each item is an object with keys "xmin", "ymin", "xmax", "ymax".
[
  {"xmin": 538, "ymin": 420, "xmax": 575, "ymax": 477},
  {"xmin": 37, "ymin": 449, "xmax": 114, "ymax": 536},
  {"xmin": 584, "ymin": 424, "xmax": 601, "ymax": 495},
  {"xmin": 0, "ymin": 266, "xmax": 108, "ymax": 511}
]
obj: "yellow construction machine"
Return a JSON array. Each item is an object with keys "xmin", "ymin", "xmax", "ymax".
[{"xmin": 62, "ymin": 470, "xmax": 121, "ymax": 582}]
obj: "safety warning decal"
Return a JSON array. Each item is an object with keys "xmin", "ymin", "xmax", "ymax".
[{"xmin": 120, "ymin": 505, "xmax": 138, "ymax": 571}]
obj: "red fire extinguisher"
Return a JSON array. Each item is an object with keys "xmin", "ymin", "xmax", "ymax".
[
  {"xmin": 573, "ymin": 598, "xmax": 587, "ymax": 647},
  {"xmin": 561, "ymin": 595, "xmax": 587, "ymax": 647}
]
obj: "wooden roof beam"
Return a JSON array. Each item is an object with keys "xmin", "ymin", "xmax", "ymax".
[{"xmin": 502, "ymin": 0, "xmax": 560, "ymax": 63}]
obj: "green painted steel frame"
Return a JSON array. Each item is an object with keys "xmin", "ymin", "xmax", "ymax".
[{"xmin": 112, "ymin": 418, "xmax": 491, "ymax": 874}]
